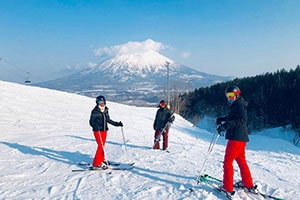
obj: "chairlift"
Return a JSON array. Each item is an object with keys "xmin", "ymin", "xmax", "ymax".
[{"xmin": 24, "ymin": 72, "xmax": 31, "ymax": 84}]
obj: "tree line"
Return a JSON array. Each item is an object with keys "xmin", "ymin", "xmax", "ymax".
[{"xmin": 177, "ymin": 66, "xmax": 300, "ymax": 146}]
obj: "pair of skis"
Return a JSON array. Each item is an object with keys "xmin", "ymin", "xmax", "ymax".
[
  {"xmin": 72, "ymin": 127, "xmax": 133, "ymax": 172},
  {"xmin": 72, "ymin": 161, "xmax": 135, "ymax": 172},
  {"xmin": 197, "ymin": 174, "xmax": 284, "ymax": 200},
  {"xmin": 190, "ymin": 126, "xmax": 284, "ymax": 200}
]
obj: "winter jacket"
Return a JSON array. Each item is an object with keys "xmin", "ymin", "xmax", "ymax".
[
  {"xmin": 153, "ymin": 107, "xmax": 172, "ymax": 131},
  {"xmin": 221, "ymin": 97, "xmax": 249, "ymax": 142},
  {"xmin": 89, "ymin": 106, "xmax": 119, "ymax": 131}
]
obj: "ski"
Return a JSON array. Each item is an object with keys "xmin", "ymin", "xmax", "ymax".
[
  {"xmin": 72, "ymin": 164, "xmax": 134, "ymax": 172},
  {"xmin": 199, "ymin": 174, "xmax": 284, "ymax": 200},
  {"xmin": 108, "ymin": 161, "xmax": 135, "ymax": 166},
  {"xmin": 77, "ymin": 161, "xmax": 135, "ymax": 167},
  {"xmin": 73, "ymin": 161, "xmax": 135, "ymax": 172},
  {"xmin": 109, "ymin": 163, "xmax": 135, "ymax": 170},
  {"xmin": 72, "ymin": 167, "xmax": 112, "ymax": 172},
  {"xmin": 234, "ymin": 183, "xmax": 284, "ymax": 200},
  {"xmin": 198, "ymin": 174, "xmax": 234, "ymax": 199}
]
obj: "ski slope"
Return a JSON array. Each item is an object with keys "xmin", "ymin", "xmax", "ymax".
[{"xmin": 0, "ymin": 80, "xmax": 299, "ymax": 200}]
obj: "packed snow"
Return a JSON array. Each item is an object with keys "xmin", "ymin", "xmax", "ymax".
[{"xmin": 0, "ymin": 80, "xmax": 299, "ymax": 200}]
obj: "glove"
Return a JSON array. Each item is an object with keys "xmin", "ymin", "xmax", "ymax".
[
  {"xmin": 117, "ymin": 121, "xmax": 123, "ymax": 127},
  {"xmin": 168, "ymin": 115, "xmax": 175, "ymax": 123},
  {"xmin": 216, "ymin": 117, "xmax": 225, "ymax": 125},
  {"xmin": 216, "ymin": 124, "xmax": 226, "ymax": 136}
]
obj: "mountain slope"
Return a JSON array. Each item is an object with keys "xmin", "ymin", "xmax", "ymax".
[
  {"xmin": 37, "ymin": 51, "xmax": 233, "ymax": 105},
  {"xmin": 0, "ymin": 80, "xmax": 299, "ymax": 200}
]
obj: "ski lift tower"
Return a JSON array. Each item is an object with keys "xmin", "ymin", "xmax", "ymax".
[{"xmin": 166, "ymin": 61, "xmax": 170, "ymax": 109}]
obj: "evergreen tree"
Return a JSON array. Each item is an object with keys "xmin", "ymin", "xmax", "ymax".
[{"xmin": 179, "ymin": 66, "xmax": 300, "ymax": 145}]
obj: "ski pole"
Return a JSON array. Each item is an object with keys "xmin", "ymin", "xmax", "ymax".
[
  {"xmin": 95, "ymin": 131, "xmax": 108, "ymax": 165},
  {"xmin": 121, "ymin": 127, "xmax": 128, "ymax": 156},
  {"xmin": 196, "ymin": 127, "xmax": 221, "ymax": 183},
  {"xmin": 207, "ymin": 127, "xmax": 219, "ymax": 154}
]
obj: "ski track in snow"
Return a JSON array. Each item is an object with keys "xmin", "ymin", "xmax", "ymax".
[{"xmin": 0, "ymin": 80, "xmax": 299, "ymax": 200}]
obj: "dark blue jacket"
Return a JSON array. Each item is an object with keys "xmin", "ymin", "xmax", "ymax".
[
  {"xmin": 153, "ymin": 107, "xmax": 172, "ymax": 131},
  {"xmin": 89, "ymin": 106, "xmax": 119, "ymax": 131},
  {"xmin": 222, "ymin": 97, "xmax": 249, "ymax": 142}
]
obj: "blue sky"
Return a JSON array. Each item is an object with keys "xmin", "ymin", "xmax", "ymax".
[{"xmin": 0, "ymin": 0, "xmax": 299, "ymax": 83}]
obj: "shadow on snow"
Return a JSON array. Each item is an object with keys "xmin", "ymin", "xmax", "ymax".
[{"xmin": 1, "ymin": 141, "xmax": 92, "ymax": 165}]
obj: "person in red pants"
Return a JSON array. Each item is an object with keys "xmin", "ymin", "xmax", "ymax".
[
  {"xmin": 153, "ymin": 100, "xmax": 174, "ymax": 150},
  {"xmin": 89, "ymin": 95, "xmax": 123, "ymax": 169},
  {"xmin": 216, "ymin": 86, "xmax": 257, "ymax": 197}
]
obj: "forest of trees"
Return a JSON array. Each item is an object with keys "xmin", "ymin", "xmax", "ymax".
[{"xmin": 178, "ymin": 66, "xmax": 300, "ymax": 145}]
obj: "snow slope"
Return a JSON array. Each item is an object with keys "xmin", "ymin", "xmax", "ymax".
[{"xmin": 0, "ymin": 80, "xmax": 299, "ymax": 200}]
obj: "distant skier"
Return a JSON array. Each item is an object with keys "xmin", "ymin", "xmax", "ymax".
[
  {"xmin": 216, "ymin": 86, "xmax": 257, "ymax": 196},
  {"xmin": 153, "ymin": 100, "xmax": 175, "ymax": 150},
  {"xmin": 89, "ymin": 95, "xmax": 123, "ymax": 170}
]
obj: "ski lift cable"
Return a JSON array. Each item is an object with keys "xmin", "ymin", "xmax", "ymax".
[
  {"xmin": 0, "ymin": 57, "xmax": 45, "ymax": 82},
  {"xmin": 0, "ymin": 57, "xmax": 28, "ymax": 74},
  {"xmin": 0, "ymin": 63, "xmax": 26, "ymax": 81}
]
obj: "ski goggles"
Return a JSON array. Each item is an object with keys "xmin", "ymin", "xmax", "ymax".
[
  {"xmin": 225, "ymin": 92, "xmax": 236, "ymax": 99},
  {"xmin": 97, "ymin": 100, "xmax": 105, "ymax": 105},
  {"xmin": 160, "ymin": 102, "xmax": 166, "ymax": 107}
]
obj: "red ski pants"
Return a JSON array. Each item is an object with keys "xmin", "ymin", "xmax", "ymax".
[
  {"xmin": 223, "ymin": 140, "xmax": 253, "ymax": 192},
  {"xmin": 92, "ymin": 131, "xmax": 107, "ymax": 166},
  {"xmin": 153, "ymin": 129, "xmax": 169, "ymax": 150}
]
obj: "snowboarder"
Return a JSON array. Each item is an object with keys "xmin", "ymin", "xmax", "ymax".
[
  {"xmin": 216, "ymin": 86, "xmax": 257, "ymax": 196},
  {"xmin": 153, "ymin": 100, "xmax": 175, "ymax": 150},
  {"xmin": 89, "ymin": 95, "xmax": 123, "ymax": 170}
]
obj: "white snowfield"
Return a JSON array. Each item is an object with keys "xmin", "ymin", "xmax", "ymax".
[{"xmin": 0, "ymin": 80, "xmax": 299, "ymax": 200}]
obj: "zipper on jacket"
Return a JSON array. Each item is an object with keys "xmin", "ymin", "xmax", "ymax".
[{"xmin": 102, "ymin": 111, "xmax": 107, "ymax": 130}]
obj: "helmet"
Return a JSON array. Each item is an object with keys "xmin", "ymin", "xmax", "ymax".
[
  {"xmin": 96, "ymin": 95, "xmax": 106, "ymax": 105},
  {"xmin": 225, "ymin": 86, "xmax": 241, "ymax": 104},
  {"xmin": 225, "ymin": 86, "xmax": 241, "ymax": 97}
]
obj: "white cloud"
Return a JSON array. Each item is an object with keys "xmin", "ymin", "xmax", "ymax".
[
  {"xmin": 181, "ymin": 51, "xmax": 191, "ymax": 59},
  {"xmin": 66, "ymin": 64, "xmax": 82, "ymax": 70},
  {"xmin": 65, "ymin": 64, "xmax": 73, "ymax": 70},
  {"xmin": 65, "ymin": 63, "xmax": 88, "ymax": 70},
  {"xmin": 87, "ymin": 62, "xmax": 97, "ymax": 68},
  {"xmin": 93, "ymin": 39, "xmax": 168, "ymax": 57}
]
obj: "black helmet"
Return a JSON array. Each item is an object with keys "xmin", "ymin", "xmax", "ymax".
[
  {"xmin": 96, "ymin": 95, "xmax": 106, "ymax": 105},
  {"xmin": 225, "ymin": 86, "xmax": 241, "ymax": 97}
]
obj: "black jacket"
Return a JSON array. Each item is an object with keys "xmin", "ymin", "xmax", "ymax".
[
  {"xmin": 153, "ymin": 107, "xmax": 172, "ymax": 131},
  {"xmin": 221, "ymin": 97, "xmax": 249, "ymax": 142},
  {"xmin": 89, "ymin": 106, "xmax": 119, "ymax": 131}
]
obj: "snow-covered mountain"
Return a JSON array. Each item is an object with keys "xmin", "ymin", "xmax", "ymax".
[
  {"xmin": 0, "ymin": 80, "xmax": 299, "ymax": 200},
  {"xmin": 37, "ymin": 51, "xmax": 233, "ymax": 105}
]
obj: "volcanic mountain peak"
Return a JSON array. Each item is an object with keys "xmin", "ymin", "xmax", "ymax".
[{"xmin": 92, "ymin": 50, "xmax": 175, "ymax": 75}]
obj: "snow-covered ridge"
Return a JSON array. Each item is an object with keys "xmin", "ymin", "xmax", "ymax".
[{"xmin": 94, "ymin": 50, "xmax": 175, "ymax": 75}]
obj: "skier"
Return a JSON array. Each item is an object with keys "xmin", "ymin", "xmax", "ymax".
[
  {"xmin": 89, "ymin": 95, "xmax": 123, "ymax": 169},
  {"xmin": 216, "ymin": 86, "xmax": 257, "ymax": 196},
  {"xmin": 153, "ymin": 100, "xmax": 175, "ymax": 150}
]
